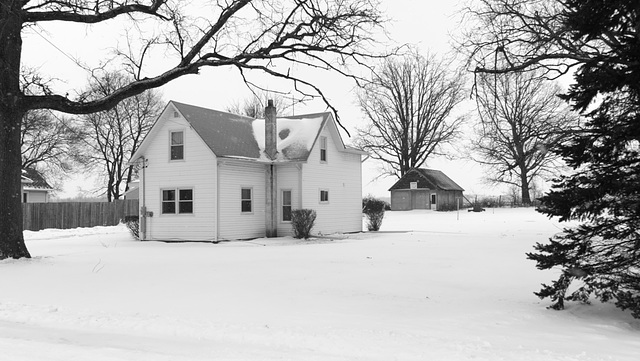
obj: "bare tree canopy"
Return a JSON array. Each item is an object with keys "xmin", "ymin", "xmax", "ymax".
[
  {"xmin": 21, "ymin": 110, "xmax": 77, "ymax": 172},
  {"xmin": 0, "ymin": 0, "xmax": 389, "ymax": 259},
  {"xmin": 356, "ymin": 52, "xmax": 466, "ymax": 178},
  {"xmin": 73, "ymin": 72, "xmax": 163, "ymax": 202},
  {"xmin": 459, "ymin": 0, "xmax": 582, "ymax": 79},
  {"xmin": 472, "ymin": 70, "xmax": 577, "ymax": 204},
  {"xmin": 226, "ymin": 91, "xmax": 296, "ymax": 118}
]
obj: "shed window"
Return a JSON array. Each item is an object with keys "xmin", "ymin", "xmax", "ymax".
[
  {"xmin": 170, "ymin": 131, "xmax": 184, "ymax": 160},
  {"xmin": 241, "ymin": 187, "xmax": 253, "ymax": 213}
]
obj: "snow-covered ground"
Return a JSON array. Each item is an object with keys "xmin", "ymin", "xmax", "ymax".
[{"xmin": 2, "ymin": 208, "xmax": 639, "ymax": 360}]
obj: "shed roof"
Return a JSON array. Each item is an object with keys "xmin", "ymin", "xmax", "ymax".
[{"xmin": 389, "ymin": 168, "xmax": 464, "ymax": 192}]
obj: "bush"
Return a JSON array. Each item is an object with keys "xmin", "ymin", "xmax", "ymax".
[
  {"xmin": 291, "ymin": 209, "xmax": 316, "ymax": 239},
  {"xmin": 362, "ymin": 196, "xmax": 386, "ymax": 231},
  {"xmin": 123, "ymin": 215, "xmax": 139, "ymax": 240}
]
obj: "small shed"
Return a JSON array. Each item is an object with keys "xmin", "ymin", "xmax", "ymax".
[{"xmin": 389, "ymin": 168, "xmax": 464, "ymax": 211}]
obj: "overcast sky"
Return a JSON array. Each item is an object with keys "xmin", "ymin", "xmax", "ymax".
[{"xmin": 21, "ymin": 0, "xmax": 499, "ymax": 199}]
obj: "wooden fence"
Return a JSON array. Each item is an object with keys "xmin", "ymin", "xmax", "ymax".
[{"xmin": 22, "ymin": 200, "xmax": 139, "ymax": 231}]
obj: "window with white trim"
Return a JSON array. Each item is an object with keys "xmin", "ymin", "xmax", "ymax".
[
  {"xmin": 162, "ymin": 188, "xmax": 193, "ymax": 214},
  {"xmin": 170, "ymin": 131, "xmax": 184, "ymax": 160},
  {"xmin": 320, "ymin": 189, "xmax": 329, "ymax": 203},
  {"xmin": 241, "ymin": 187, "xmax": 253, "ymax": 213},
  {"xmin": 320, "ymin": 136, "xmax": 327, "ymax": 162},
  {"xmin": 282, "ymin": 190, "xmax": 292, "ymax": 222}
]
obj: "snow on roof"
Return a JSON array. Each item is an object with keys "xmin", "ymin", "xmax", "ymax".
[{"xmin": 252, "ymin": 116, "xmax": 324, "ymax": 161}]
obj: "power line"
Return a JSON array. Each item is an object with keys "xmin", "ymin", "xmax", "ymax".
[{"xmin": 31, "ymin": 24, "xmax": 85, "ymax": 69}]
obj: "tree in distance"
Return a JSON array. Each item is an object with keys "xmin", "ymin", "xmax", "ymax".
[
  {"xmin": 356, "ymin": 51, "xmax": 466, "ymax": 179},
  {"xmin": 472, "ymin": 70, "xmax": 578, "ymax": 205},
  {"xmin": 73, "ymin": 72, "xmax": 163, "ymax": 202}
]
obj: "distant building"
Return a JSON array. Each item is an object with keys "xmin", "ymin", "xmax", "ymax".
[
  {"xmin": 21, "ymin": 168, "xmax": 54, "ymax": 203},
  {"xmin": 389, "ymin": 168, "xmax": 464, "ymax": 211}
]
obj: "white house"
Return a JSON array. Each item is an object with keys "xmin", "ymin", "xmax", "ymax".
[{"xmin": 130, "ymin": 100, "xmax": 366, "ymax": 241}]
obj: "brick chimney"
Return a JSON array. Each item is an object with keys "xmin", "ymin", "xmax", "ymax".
[{"xmin": 264, "ymin": 99, "xmax": 277, "ymax": 160}]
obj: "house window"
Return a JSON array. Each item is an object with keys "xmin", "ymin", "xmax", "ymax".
[
  {"xmin": 178, "ymin": 189, "xmax": 193, "ymax": 213},
  {"xmin": 282, "ymin": 190, "xmax": 292, "ymax": 222},
  {"xmin": 320, "ymin": 189, "xmax": 329, "ymax": 203},
  {"xmin": 320, "ymin": 136, "xmax": 327, "ymax": 162},
  {"xmin": 170, "ymin": 131, "xmax": 184, "ymax": 160},
  {"xmin": 241, "ymin": 187, "xmax": 253, "ymax": 213},
  {"xmin": 162, "ymin": 188, "xmax": 193, "ymax": 214}
]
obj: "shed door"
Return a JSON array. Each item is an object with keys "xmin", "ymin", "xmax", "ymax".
[
  {"xmin": 391, "ymin": 190, "xmax": 411, "ymax": 211},
  {"xmin": 412, "ymin": 191, "xmax": 428, "ymax": 209},
  {"xmin": 430, "ymin": 193, "xmax": 437, "ymax": 210}
]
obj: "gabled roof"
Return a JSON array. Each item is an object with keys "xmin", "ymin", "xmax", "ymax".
[
  {"xmin": 389, "ymin": 168, "xmax": 464, "ymax": 192},
  {"xmin": 134, "ymin": 100, "xmax": 362, "ymax": 163},
  {"xmin": 21, "ymin": 168, "xmax": 53, "ymax": 190},
  {"xmin": 172, "ymin": 101, "xmax": 260, "ymax": 158}
]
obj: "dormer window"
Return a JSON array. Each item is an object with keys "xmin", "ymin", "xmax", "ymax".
[
  {"xmin": 170, "ymin": 131, "xmax": 184, "ymax": 160},
  {"xmin": 320, "ymin": 136, "xmax": 327, "ymax": 162}
]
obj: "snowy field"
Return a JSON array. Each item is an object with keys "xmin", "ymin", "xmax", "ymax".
[{"xmin": 2, "ymin": 208, "xmax": 639, "ymax": 360}]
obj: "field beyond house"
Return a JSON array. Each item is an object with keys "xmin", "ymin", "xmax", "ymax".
[{"xmin": 2, "ymin": 209, "xmax": 639, "ymax": 360}]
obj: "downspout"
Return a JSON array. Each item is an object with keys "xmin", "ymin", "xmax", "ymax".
[
  {"xmin": 215, "ymin": 160, "xmax": 220, "ymax": 242},
  {"xmin": 297, "ymin": 163, "xmax": 303, "ymax": 209},
  {"xmin": 140, "ymin": 157, "xmax": 147, "ymax": 241}
]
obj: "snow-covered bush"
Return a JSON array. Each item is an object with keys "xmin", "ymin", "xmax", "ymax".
[
  {"xmin": 123, "ymin": 216, "xmax": 139, "ymax": 240},
  {"xmin": 362, "ymin": 196, "xmax": 386, "ymax": 231},
  {"xmin": 291, "ymin": 209, "xmax": 316, "ymax": 239}
]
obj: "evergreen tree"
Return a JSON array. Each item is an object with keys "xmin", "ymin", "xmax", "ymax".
[
  {"xmin": 462, "ymin": 0, "xmax": 640, "ymax": 317},
  {"xmin": 526, "ymin": 2, "xmax": 640, "ymax": 317}
]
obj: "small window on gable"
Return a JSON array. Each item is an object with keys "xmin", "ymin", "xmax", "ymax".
[
  {"xmin": 282, "ymin": 190, "xmax": 292, "ymax": 222},
  {"xmin": 320, "ymin": 136, "xmax": 327, "ymax": 162},
  {"xmin": 320, "ymin": 189, "xmax": 329, "ymax": 203},
  {"xmin": 241, "ymin": 187, "xmax": 253, "ymax": 213},
  {"xmin": 173, "ymin": 110, "xmax": 180, "ymax": 118},
  {"xmin": 170, "ymin": 131, "xmax": 184, "ymax": 160}
]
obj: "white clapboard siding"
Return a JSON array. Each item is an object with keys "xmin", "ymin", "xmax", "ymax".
[
  {"xmin": 217, "ymin": 160, "xmax": 267, "ymax": 240},
  {"xmin": 301, "ymin": 125, "xmax": 363, "ymax": 234},
  {"xmin": 141, "ymin": 108, "xmax": 217, "ymax": 241}
]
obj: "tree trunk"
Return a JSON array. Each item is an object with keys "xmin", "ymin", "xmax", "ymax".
[
  {"xmin": 520, "ymin": 171, "xmax": 532, "ymax": 206},
  {"xmin": 0, "ymin": 2, "xmax": 31, "ymax": 259}
]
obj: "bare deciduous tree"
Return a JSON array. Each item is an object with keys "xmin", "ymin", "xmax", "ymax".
[
  {"xmin": 472, "ymin": 71, "xmax": 577, "ymax": 205},
  {"xmin": 21, "ymin": 110, "xmax": 77, "ymax": 173},
  {"xmin": 356, "ymin": 52, "xmax": 466, "ymax": 178},
  {"xmin": 74, "ymin": 72, "xmax": 163, "ymax": 202},
  {"xmin": 0, "ymin": 0, "xmax": 387, "ymax": 259},
  {"xmin": 226, "ymin": 91, "xmax": 295, "ymax": 118}
]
